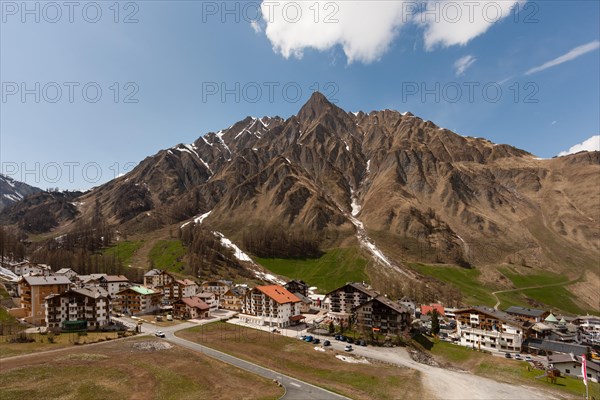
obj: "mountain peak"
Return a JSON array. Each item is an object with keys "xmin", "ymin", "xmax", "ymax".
[{"xmin": 297, "ymin": 91, "xmax": 341, "ymax": 122}]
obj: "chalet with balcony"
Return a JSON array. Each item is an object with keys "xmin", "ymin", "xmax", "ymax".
[
  {"xmin": 454, "ymin": 306, "xmax": 533, "ymax": 353},
  {"xmin": 19, "ymin": 275, "xmax": 72, "ymax": 325},
  {"xmin": 284, "ymin": 280, "xmax": 309, "ymax": 297},
  {"xmin": 45, "ymin": 287, "xmax": 111, "ymax": 331},
  {"xmin": 239, "ymin": 285, "xmax": 302, "ymax": 328},
  {"xmin": 505, "ymin": 306, "xmax": 549, "ymax": 323},
  {"xmin": 221, "ymin": 286, "xmax": 246, "ymax": 312},
  {"xmin": 115, "ymin": 285, "xmax": 161, "ymax": 315},
  {"xmin": 163, "ymin": 279, "xmax": 198, "ymax": 302},
  {"xmin": 200, "ymin": 280, "xmax": 232, "ymax": 299},
  {"xmin": 98, "ymin": 275, "xmax": 130, "ymax": 297},
  {"xmin": 143, "ymin": 269, "xmax": 174, "ymax": 290},
  {"xmin": 354, "ymin": 295, "xmax": 411, "ymax": 336},
  {"xmin": 325, "ymin": 282, "xmax": 379, "ymax": 324},
  {"xmin": 172, "ymin": 296, "xmax": 210, "ymax": 320}
]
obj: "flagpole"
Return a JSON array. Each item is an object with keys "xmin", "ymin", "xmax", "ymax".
[{"xmin": 582, "ymin": 354, "xmax": 588, "ymax": 400}]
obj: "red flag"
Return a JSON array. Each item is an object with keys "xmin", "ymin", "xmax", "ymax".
[{"xmin": 582, "ymin": 354, "xmax": 588, "ymax": 386}]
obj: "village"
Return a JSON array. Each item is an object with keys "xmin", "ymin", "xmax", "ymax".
[{"xmin": 1, "ymin": 258, "xmax": 598, "ymax": 391}]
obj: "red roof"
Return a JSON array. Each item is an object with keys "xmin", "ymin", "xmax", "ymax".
[
  {"xmin": 255, "ymin": 285, "xmax": 301, "ymax": 304},
  {"xmin": 181, "ymin": 296, "xmax": 210, "ymax": 310},
  {"xmin": 289, "ymin": 315, "xmax": 306, "ymax": 321},
  {"xmin": 421, "ymin": 304, "xmax": 445, "ymax": 317}
]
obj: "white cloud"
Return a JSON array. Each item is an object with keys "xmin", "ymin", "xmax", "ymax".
[
  {"xmin": 258, "ymin": 0, "xmax": 524, "ymax": 63},
  {"xmin": 454, "ymin": 55, "xmax": 476, "ymax": 76},
  {"xmin": 417, "ymin": 1, "xmax": 524, "ymax": 50},
  {"xmin": 551, "ymin": 121, "xmax": 557, "ymax": 125},
  {"xmin": 525, "ymin": 41, "xmax": 600, "ymax": 75},
  {"xmin": 557, "ymin": 135, "xmax": 600, "ymax": 157},
  {"xmin": 250, "ymin": 20, "xmax": 262, "ymax": 34},
  {"xmin": 261, "ymin": 1, "xmax": 409, "ymax": 64}
]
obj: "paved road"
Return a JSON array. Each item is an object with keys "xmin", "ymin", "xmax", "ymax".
[{"xmin": 127, "ymin": 317, "xmax": 348, "ymax": 400}]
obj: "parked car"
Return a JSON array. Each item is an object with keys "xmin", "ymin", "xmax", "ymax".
[
  {"xmin": 340, "ymin": 336, "xmax": 347, "ymax": 342},
  {"xmin": 358, "ymin": 340, "xmax": 367, "ymax": 346},
  {"xmin": 155, "ymin": 331, "xmax": 165, "ymax": 338},
  {"xmin": 525, "ymin": 356, "xmax": 533, "ymax": 362},
  {"xmin": 504, "ymin": 353, "xmax": 511, "ymax": 358},
  {"xmin": 344, "ymin": 345, "xmax": 353, "ymax": 352},
  {"xmin": 346, "ymin": 337, "xmax": 354, "ymax": 344},
  {"xmin": 334, "ymin": 335, "xmax": 341, "ymax": 341},
  {"xmin": 300, "ymin": 335, "xmax": 307, "ymax": 340},
  {"xmin": 313, "ymin": 338, "xmax": 320, "ymax": 344},
  {"xmin": 304, "ymin": 335, "xmax": 313, "ymax": 342},
  {"xmin": 323, "ymin": 340, "xmax": 331, "ymax": 346},
  {"xmin": 514, "ymin": 354, "xmax": 522, "ymax": 360}
]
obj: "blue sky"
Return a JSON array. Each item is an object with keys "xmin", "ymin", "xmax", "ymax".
[{"xmin": 1, "ymin": 0, "xmax": 599, "ymax": 190}]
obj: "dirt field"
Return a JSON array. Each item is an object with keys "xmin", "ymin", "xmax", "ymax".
[
  {"xmin": 0, "ymin": 331, "xmax": 122, "ymax": 358},
  {"xmin": 177, "ymin": 322, "xmax": 428, "ymax": 400},
  {"xmin": 0, "ymin": 337, "xmax": 283, "ymax": 400}
]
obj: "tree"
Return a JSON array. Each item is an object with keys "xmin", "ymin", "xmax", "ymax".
[
  {"xmin": 431, "ymin": 309, "xmax": 440, "ymax": 335},
  {"xmin": 328, "ymin": 321, "xmax": 335, "ymax": 335}
]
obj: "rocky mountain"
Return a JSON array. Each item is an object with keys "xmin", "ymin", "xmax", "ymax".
[
  {"xmin": 0, "ymin": 174, "xmax": 42, "ymax": 211},
  {"xmin": 1, "ymin": 92, "xmax": 599, "ymax": 284}
]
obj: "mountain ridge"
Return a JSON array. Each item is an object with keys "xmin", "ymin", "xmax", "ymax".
[{"xmin": 1, "ymin": 93, "xmax": 598, "ymax": 299}]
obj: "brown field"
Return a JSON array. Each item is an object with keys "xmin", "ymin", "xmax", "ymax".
[
  {"xmin": 177, "ymin": 322, "xmax": 427, "ymax": 400},
  {"xmin": 0, "ymin": 331, "xmax": 122, "ymax": 359},
  {"xmin": 0, "ymin": 337, "xmax": 283, "ymax": 400}
]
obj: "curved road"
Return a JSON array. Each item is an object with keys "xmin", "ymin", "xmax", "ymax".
[{"xmin": 140, "ymin": 320, "xmax": 348, "ymax": 400}]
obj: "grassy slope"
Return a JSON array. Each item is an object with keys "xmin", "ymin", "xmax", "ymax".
[
  {"xmin": 177, "ymin": 322, "xmax": 425, "ymax": 400},
  {"xmin": 255, "ymin": 248, "xmax": 368, "ymax": 293},
  {"xmin": 410, "ymin": 263, "xmax": 593, "ymax": 315},
  {"xmin": 102, "ymin": 240, "xmax": 144, "ymax": 266},
  {"xmin": 420, "ymin": 335, "xmax": 599, "ymax": 399},
  {"xmin": 409, "ymin": 263, "xmax": 498, "ymax": 306},
  {"xmin": 148, "ymin": 239, "xmax": 187, "ymax": 273}
]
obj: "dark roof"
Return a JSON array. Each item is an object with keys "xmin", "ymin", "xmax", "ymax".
[
  {"xmin": 505, "ymin": 306, "xmax": 547, "ymax": 318},
  {"xmin": 523, "ymin": 338, "xmax": 589, "ymax": 356},
  {"xmin": 326, "ymin": 282, "xmax": 379, "ymax": 298},
  {"xmin": 354, "ymin": 295, "xmax": 410, "ymax": 315},
  {"xmin": 285, "ymin": 279, "xmax": 308, "ymax": 287},
  {"xmin": 292, "ymin": 292, "xmax": 312, "ymax": 304}
]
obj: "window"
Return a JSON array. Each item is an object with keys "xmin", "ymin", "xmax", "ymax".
[{"xmin": 565, "ymin": 369, "xmax": 570, "ymax": 374}]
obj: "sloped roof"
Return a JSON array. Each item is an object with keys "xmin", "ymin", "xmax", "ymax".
[
  {"xmin": 454, "ymin": 306, "xmax": 531, "ymax": 330},
  {"xmin": 255, "ymin": 285, "xmax": 300, "ymax": 304},
  {"xmin": 176, "ymin": 279, "xmax": 197, "ymax": 286},
  {"xmin": 505, "ymin": 306, "xmax": 547, "ymax": 318},
  {"xmin": 356, "ymin": 295, "xmax": 410, "ymax": 315},
  {"xmin": 196, "ymin": 292, "xmax": 215, "ymax": 299},
  {"xmin": 144, "ymin": 269, "xmax": 163, "ymax": 277},
  {"xmin": 545, "ymin": 313, "xmax": 559, "ymax": 323},
  {"xmin": 180, "ymin": 296, "xmax": 210, "ymax": 310},
  {"xmin": 326, "ymin": 282, "xmax": 379, "ymax": 298},
  {"xmin": 523, "ymin": 338, "xmax": 588, "ymax": 356},
  {"xmin": 421, "ymin": 304, "xmax": 446, "ymax": 317},
  {"xmin": 56, "ymin": 268, "xmax": 76, "ymax": 274},
  {"xmin": 23, "ymin": 275, "xmax": 71, "ymax": 286},
  {"xmin": 120, "ymin": 285, "xmax": 157, "ymax": 296},
  {"xmin": 548, "ymin": 354, "xmax": 600, "ymax": 372},
  {"xmin": 101, "ymin": 275, "xmax": 129, "ymax": 283},
  {"xmin": 293, "ymin": 292, "xmax": 312, "ymax": 304}
]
